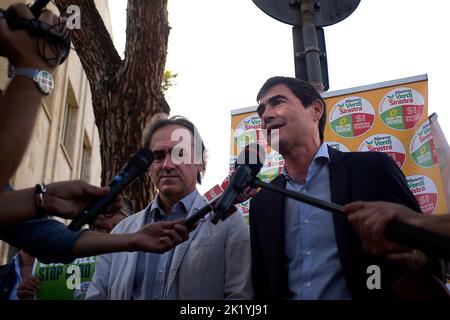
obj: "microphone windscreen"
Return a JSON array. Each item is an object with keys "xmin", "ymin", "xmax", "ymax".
[
  {"xmin": 131, "ymin": 148, "xmax": 154, "ymax": 171},
  {"xmin": 121, "ymin": 148, "xmax": 154, "ymax": 175},
  {"xmin": 220, "ymin": 177, "xmax": 258, "ymax": 204}
]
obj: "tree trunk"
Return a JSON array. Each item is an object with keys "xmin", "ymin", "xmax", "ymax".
[{"xmin": 54, "ymin": 0, "xmax": 170, "ymax": 211}]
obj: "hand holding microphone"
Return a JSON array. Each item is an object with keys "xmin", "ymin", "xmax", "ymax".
[
  {"xmin": 24, "ymin": 0, "xmax": 51, "ymax": 17},
  {"xmin": 344, "ymin": 201, "xmax": 450, "ymax": 261},
  {"xmin": 68, "ymin": 148, "xmax": 154, "ymax": 231},
  {"xmin": 0, "ymin": 0, "xmax": 70, "ymax": 66},
  {"xmin": 2, "ymin": 0, "xmax": 51, "ymax": 26}
]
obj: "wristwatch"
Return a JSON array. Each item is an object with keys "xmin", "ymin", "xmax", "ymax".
[{"xmin": 14, "ymin": 67, "xmax": 54, "ymax": 96}]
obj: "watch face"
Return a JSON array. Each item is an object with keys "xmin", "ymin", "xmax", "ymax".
[{"xmin": 36, "ymin": 70, "xmax": 54, "ymax": 95}]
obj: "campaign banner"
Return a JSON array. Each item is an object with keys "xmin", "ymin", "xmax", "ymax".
[
  {"xmin": 32, "ymin": 256, "xmax": 96, "ymax": 300},
  {"xmin": 230, "ymin": 74, "xmax": 448, "ymax": 215},
  {"xmin": 323, "ymin": 75, "xmax": 446, "ymax": 214},
  {"xmin": 429, "ymin": 113, "xmax": 450, "ymax": 212}
]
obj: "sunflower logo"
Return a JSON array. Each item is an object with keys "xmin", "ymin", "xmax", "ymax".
[
  {"xmin": 339, "ymin": 117, "xmax": 347, "ymax": 125},
  {"xmin": 389, "ymin": 109, "xmax": 398, "ymax": 117},
  {"xmin": 420, "ymin": 145, "xmax": 428, "ymax": 156}
]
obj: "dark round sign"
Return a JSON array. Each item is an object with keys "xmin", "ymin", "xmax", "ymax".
[{"xmin": 252, "ymin": 0, "xmax": 361, "ymax": 27}]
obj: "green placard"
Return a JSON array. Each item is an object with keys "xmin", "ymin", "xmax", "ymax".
[{"xmin": 33, "ymin": 256, "xmax": 96, "ymax": 300}]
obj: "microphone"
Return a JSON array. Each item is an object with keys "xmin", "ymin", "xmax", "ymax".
[
  {"xmin": 252, "ymin": 177, "xmax": 450, "ymax": 259},
  {"xmin": 28, "ymin": 0, "xmax": 51, "ymax": 16},
  {"xmin": 2, "ymin": 0, "xmax": 68, "ymax": 71},
  {"xmin": 182, "ymin": 201, "xmax": 215, "ymax": 230},
  {"xmin": 211, "ymin": 144, "xmax": 265, "ymax": 224},
  {"xmin": 3, "ymin": 0, "xmax": 50, "ymax": 27},
  {"xmin": 68, "ymin": 148, "xmax": 154, "ymax": 231},
  {"xmin": 385, "ymin": 219, "xmax": 450, "ymax": 260}
]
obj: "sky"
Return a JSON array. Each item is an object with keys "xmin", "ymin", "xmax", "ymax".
[{"xmin": 108, "ymin": 0, "xmax": 450, "ymax": 193}]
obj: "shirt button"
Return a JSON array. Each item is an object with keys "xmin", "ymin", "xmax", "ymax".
[
  {"xmin": 304, "ymin": 218, "xmax": 310, "ymax": 224},
  {"xmin": 306, "ymin": 282, "xmax": 311, "ymax": 288},
  {"xmin": 306, "ymin": 251, "xmax": 311, "ymax": 256}
]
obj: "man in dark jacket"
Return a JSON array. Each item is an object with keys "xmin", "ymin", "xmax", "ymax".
[{"xmin": 250, "ymin": 76, "xmax": 429, "ymax": 300}]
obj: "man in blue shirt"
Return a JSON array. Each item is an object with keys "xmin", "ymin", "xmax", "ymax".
[{"xmin": 249, "ymin": 76, "xmax": 427, "ymax": 299}]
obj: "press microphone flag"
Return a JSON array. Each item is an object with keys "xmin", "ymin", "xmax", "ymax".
[{"xmin": 68, "ymin": 148, "xmax": 154, "ymax": 231}]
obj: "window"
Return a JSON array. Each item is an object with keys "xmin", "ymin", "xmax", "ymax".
[
  {"xmin": 80, "ymin": 131, "xmax": 92, "ymax": 182},
  {"xmin": 61, "ymin": 83, "xmax": 78, "ymax": 161},
  {"xmin": 0, "ymin": 241, "xmax": 9, "ymax": 265}
]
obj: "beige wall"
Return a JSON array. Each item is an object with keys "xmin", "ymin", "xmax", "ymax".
[{"xmin": 0, "ymin": 0, "xmax": 113, "ymax": 264}]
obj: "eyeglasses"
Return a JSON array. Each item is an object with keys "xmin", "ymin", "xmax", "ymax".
[
  {"xmin": 103, "ymin": 205, "xmax": 129, "ymax": 219},
  {"xmin": 152, "ymin": 147, "xmax": 186, "ymax": 163}
]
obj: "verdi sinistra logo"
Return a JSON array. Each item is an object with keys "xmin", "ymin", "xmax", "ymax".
[
  {"xmin": 379, "ymin": 87, "xmax": 424, "ymax": 130},
  {"xmin": 329, "ymin": 96, "xmax": 375, "ymax": 138},
  {"xmin": 358, "ymin": 134, "xmax": 406, "ymax": 168},
  {"xmin": 407, "ymin": 175, "xmax": 438, "ymax": 214},
  {"xmin": 410, "ymin": 121, "xmax": 438, "ymax": 168}
]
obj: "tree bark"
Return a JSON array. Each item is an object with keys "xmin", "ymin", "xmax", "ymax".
[{"xmin": 54, "ymin": 0, "xmax": 170, "ymax": 211}]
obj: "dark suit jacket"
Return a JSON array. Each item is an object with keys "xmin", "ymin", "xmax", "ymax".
[{"xmin": 249, "ymin": 146, "xmax": 422, "ymax": 300}]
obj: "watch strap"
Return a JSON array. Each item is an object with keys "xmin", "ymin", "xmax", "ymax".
[
  {"xmin": 34, "ymin": 183, "xmax": 48, "ymax": 218},
  {"xmin": 14, "ymin": 67, "xmax": 54, "ymax": 95}
]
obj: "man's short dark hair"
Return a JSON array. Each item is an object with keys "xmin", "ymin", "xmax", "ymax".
[
  {"xmin": 142, "ymin": 114, "xmax": 207, "ymax": 184},
  {"xmin": 256, "ymin": 76, "xmax": 327, "ymax": 143}
]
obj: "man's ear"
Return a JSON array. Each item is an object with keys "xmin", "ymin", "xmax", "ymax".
[
  {"xmin": 197, "ymin": 163, "xmax": 205, "ymax": 175},
  {"xmin": 195, "ymin": 163, "xmax": 205, "ymax": 183},
  {"xmin": 311, "ymin": 99, "xmax": 324, "ymax": 121}
]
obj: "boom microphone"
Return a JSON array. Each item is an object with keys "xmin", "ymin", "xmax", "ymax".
[
  {"xmin": 211, "ymin": 144, "xmax": 266, "ymax": 224},
  {"xmin": 252, "ymin": 178, "xmax": 450, "ymax": 260},
  {"xmin": 385, "ymin": 218, "xmax": 450, "ymax": 260},
  {"xmin": 68, "ymin": 148, "xmax": 154, "ymax": 231}
]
